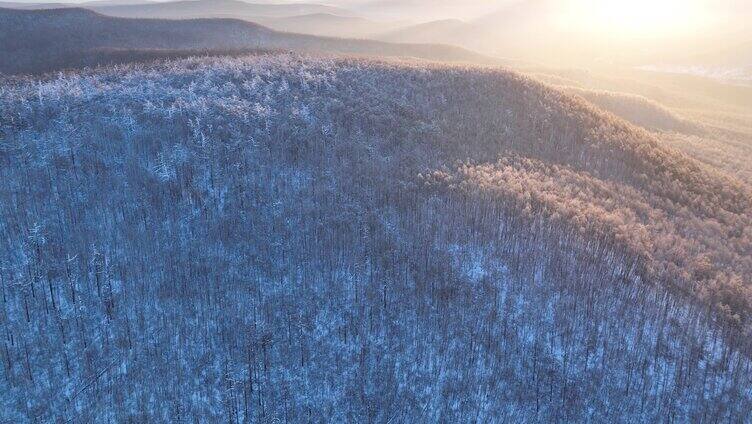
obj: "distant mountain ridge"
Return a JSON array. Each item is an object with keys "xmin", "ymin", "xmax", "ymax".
[
  {"xmin": 90, "ymin": 0, "xmax": 359, "ymax": 19},
  {"xmin": 374, "ymin": 0, "xmax": 752, "ymax": 67},
  {"xmin": 0, "ymin": 0, "xmax": 153, "ymax": 8},
  {"xmin": 0, "ymin": 0, "xmax": 392, "ymax": 39},
  {"xmin": 0, "ymin": 7, "xmax": 496, "ymax": 75},
  {"xmin": 84, "ymin": 0, "xmax": 410, "ymax": 39},
  {"xmin": 374, "ymin": 0, "xmax": 579, "ymax": 62}
]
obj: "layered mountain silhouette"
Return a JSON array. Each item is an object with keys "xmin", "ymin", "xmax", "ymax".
[
  {"xmin": 376, "ymin": 0, "xmax": 609, "ymax": 64},
  {"xmin": 0, "ymin": 7, "xmax": 494, "ymax": 74},
  {"xmin": 89, "ymin": 0, "xmax": 357, "ymax": 19}
]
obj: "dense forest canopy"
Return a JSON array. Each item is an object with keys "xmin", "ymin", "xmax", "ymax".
[{"xmin": 1, "ymin": 53, "xmax": 750, "ymax": 421}]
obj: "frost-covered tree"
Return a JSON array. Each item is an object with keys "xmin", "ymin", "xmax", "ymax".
[{"xmin": 0, "ymin": 54, "xmax": 750, "ymax": 422}]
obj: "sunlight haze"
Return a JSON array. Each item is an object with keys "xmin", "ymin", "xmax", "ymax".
[{"xmin": 569, "ymin": 0, "xmax": 707, "ymax": 36}]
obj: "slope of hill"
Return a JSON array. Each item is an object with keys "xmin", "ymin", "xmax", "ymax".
[
  {"xmin": 379, "ymin": 18, "xmax": 467, "ymax": 44},
  {"xmin": 0, "ymin": 7, "xmax": 493, "ymax": 75},
  {"xmin": 0, "ymin": 1, "xmax": 70, "ymax": 8},
  {"xmin": 525, "ymin": 66, "xmax": 752, "ymax": 185},
  {"xmin": 251, "ymin": 13, "xmax": 402, "ymax": 39},
  {"xmin": 0, "ymin": 53, "xmax": 750, "ymax": 421},
  {"xmin": 559, "ymin": 86, "xmax": 702, "ymax": 134}
]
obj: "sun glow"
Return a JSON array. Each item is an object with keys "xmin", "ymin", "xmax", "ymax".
[{"xmin": 568, "ymin": 0, "xmax": 705, "ymax": 37}]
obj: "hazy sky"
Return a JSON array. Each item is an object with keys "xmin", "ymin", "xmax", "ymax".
[{"xmin": 356, "ymin": 0, "xmax": 749, "ymax": 34}]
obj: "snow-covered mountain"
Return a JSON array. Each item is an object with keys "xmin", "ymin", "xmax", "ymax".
[
  {"xmin": 1, "ymin": 4, "xmax": 751, "ymax": 422},
  {"xmin": 1, "ymin": 51, "xmax": 751, "ymax": 421}
]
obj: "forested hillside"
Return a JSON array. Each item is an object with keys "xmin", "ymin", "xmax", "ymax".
[
  {"xmin": 1, "ymin": 54, "xmax": 750, "ymax": 422},
  {"xmin": 0, "ymin": 7, "xmax": 490, "ymax": 75},
  {"xmin": 557, "ymin": 87, "xmax": 701, "ymax": 134}
]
